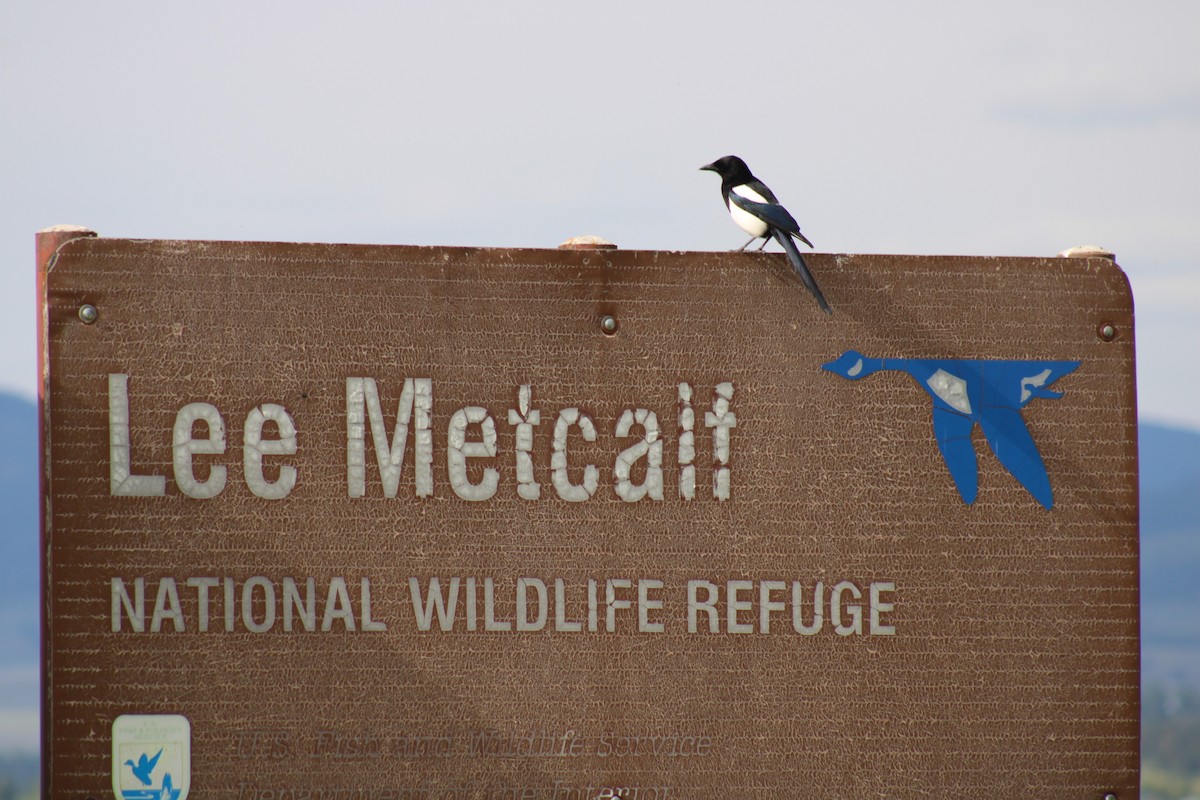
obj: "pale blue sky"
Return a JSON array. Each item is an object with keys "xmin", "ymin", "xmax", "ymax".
[{"xmin": 3, "ymin": 0, "xmax": 1198, "ymax": 427}]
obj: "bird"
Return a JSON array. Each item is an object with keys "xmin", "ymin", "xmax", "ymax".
[
  {"xmin": 700, "ymin": 155, "xmax": 831, "ymax": 314},
  {"xmin": 822, "ymin": 350, "xmax": 1081, "ymax": 509},
  {"xmin": 124, "ymin": 747, "xmax": 163, "ymax": 786}
]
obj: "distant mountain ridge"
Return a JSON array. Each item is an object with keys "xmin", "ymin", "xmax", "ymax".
[
  {"xmin": 1138, "ymin": 422, "xmax": 1200, "ymax": 685},
  {"xmin": 0, "ymin": 393, "xmax": 37, "ymax": 607},
  {"xmin": 0, "ymin": 393, "xmax": 37, "ymax": 675}
]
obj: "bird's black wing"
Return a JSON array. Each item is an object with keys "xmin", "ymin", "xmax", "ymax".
[{"xmin": 728, "ymin": 192, "xmax": 815, "ymax": 248}]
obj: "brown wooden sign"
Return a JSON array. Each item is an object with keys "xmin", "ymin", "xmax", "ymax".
[{"xmin": 39, "ymin": 230, "xmax": 1139, "ymax": 799}]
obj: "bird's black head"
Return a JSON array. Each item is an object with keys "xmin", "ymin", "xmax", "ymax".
[{"xmin": 700, "ymin": 155, "xmax": 752, "ymax": 181}]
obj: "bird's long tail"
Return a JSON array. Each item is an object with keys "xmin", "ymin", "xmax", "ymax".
[{"xmin": 772, "ymin": 228, "xmax": 832, "ymax": 314}]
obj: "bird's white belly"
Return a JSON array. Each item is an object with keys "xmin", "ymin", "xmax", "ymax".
[
  {"xmin": 728, "ymin": 184, "xmax": 769, "ymax": 237},
  {"xmin": 729, "ymin": 201, "xmax": 769, "ymax": 237}
]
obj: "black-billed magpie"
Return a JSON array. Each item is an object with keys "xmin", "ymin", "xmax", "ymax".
[{"xmin": 700, "ymin": 155, "xmax": 831, "ymax": 314}]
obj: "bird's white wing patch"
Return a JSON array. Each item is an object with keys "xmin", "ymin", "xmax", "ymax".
[
  {"xmin": 731, "ymin": 184, "xmax": 769, "ymax": 203},
  {"xmin": 728, "ymin": 184, "xmax": 770, "ymax": 237}
]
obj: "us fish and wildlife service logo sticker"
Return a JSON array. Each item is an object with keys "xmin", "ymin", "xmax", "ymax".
[{"xmin": 112, "ymin": 714, "xmax": 190, "ymax": 800}]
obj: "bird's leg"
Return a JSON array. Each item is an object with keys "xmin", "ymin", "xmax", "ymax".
[
  {"xmin": 754, "ymin": 238, "xmax": 770, "ymax": 251},
  {"xmin": 737, "ymin": 236, "xmax": 757, "ymax": 251}
]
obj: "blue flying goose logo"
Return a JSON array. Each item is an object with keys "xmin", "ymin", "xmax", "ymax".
[
  {"xmin": 823, "ymin": 350, "xmax": 1081, "ymax": 509},
  {"xmin": 120, "ymin": 747, "xmax": 181, "ymax": 799},
  {"xmin": 124, "ymin": 748, "xmax": 162, "ymax": 785}
]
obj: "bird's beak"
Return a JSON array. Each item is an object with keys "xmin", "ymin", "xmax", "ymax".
[{"xmin": 699, "ymin": 162, "xmax": 717, "ymax": 172}]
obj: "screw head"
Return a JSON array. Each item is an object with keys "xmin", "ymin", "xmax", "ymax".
[
  {"xmin": 78, "ymin": 304, "xmax": 98, "ymax": 324},
  {"xmin": 1102, "ymin": 793, "xmax": 1118, "ymax": 800},
  {"xmin": 599, "ymin": 314, "xmax": 618, "ymax": 335},
  {"xmin": 1098, "ymin": 323, "xmax": 1117, "ymax": 341}
]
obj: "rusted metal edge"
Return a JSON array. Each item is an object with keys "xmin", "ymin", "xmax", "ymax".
[{"xmin": 36, "ymin": 224, "xmax": 96, "ymax": 796}]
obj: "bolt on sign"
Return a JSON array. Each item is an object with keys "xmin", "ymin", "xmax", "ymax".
[{"xmin": 38, "ymin": 228, "xmax": 1139, "ymax": 799}]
